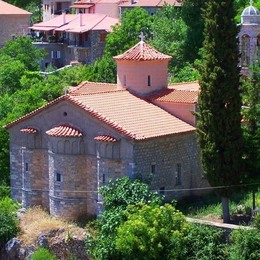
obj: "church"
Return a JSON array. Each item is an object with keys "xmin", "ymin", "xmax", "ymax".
[{"xmin": 5, "ymin": 39, "xmax": 209, "ymax": 220}]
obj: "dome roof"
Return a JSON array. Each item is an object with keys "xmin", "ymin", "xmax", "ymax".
[{"xmin": 242, "ymin": 4, "xmax": 260, "ymax": 16}]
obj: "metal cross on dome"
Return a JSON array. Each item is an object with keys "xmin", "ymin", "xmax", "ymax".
[
  {"xmin": 139, "ymin": 32, "xmax": 145, "ymax": 41},
  {"xmin": 250, "ymin": 0, "xmax": 253, "ymax": 6}
]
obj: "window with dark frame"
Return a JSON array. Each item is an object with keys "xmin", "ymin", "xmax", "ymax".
[
  {"xmin": 151, "ymin": 163, "xmax": 156, "ymax": 174},
  {"xmin": 176, "ymin": 163, "xmax": 182, "ymax": 185},
  {"xmin": 148, "ymin": 75, "xmax": 151, "ymax": 86},
  {"xmin": 25, "ymin": 163, "xmax": 29, "ymax": 172},
  {"xmin": 56, "ymin": 173, "xmax": 61, "ymax": 182}
]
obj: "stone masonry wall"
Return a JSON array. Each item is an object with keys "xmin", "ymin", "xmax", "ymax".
[{"xmin": 133, "ymin": 132, "xmax": 209, "ymax": 201}]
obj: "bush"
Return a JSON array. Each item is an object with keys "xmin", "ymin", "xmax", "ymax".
[
  {"xmin": 31, "ymin": 248, "xmax": 56, "ymax": 260},
  {"xmin": 0, "ymin": 185, "xmax": 10, "ymax": 199},
  {"xmin": 229, "ymin": 229, "xmax": 260, "ymax": 259},
  {"xmin": 186, "ymin": 224, "xmax": 227, "ymax": 259},
  {"xmin": 0, "ymin": 198, "xmax": 20, "ymax": 248},
  {"xmin": 253, "ymin": 212, "xmax": 260, "ymax": 230}
]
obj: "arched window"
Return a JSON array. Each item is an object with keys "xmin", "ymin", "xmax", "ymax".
[
  {"xmin": 241, "ymin": 34, "xmax": 250, "ymax": 67},
  {"xmin": 256, "ymin": 34, "xmax": 260, "ymax": 61}
]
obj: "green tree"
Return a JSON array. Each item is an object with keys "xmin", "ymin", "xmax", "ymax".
[
  {"xmin": 86, "ymin": 177, "xmax": 162, "ymax": 260},
  {"xmin": 0, "ymin": 36, "xmax": 45, "ymax": 71},
  {"xmin": 241, "ymin": 65, "xmax": 260, "ymax": 209},
  {"xmin": 115, "ymin": 203, "xmax": 189, "ymax": 260},
  {"xmin": 197, "ymin": 0, "xmax": 244, "ymax": 223}
]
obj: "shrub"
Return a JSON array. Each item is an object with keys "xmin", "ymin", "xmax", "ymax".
[
  {"xmin": 253, "ymin": 212, "xmax": 260, "ymax": 230},
  {"xmin": 0, "ymin": 185, "xmax": 10, "ymax": 199},
  {"xmin": 31, "ymin": 248, "xmax": 56, "ymax": 260},
  {"xmin": 0, "ymin": 197, "xmax": 20, "ymax": 248},
  {"xmin": 229, "ymin": 229, "xmax": 260, "ymax": 260},
  {"xmin": 186, "ymin": 224, "xmax": 227, "ymax": 259}
]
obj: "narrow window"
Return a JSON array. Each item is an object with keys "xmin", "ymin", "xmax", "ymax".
[
  {"xmin": 25, "ymin": 163, "xmax": 29, "ymax": 172},
  {"xmin": 56, "ymin": 173, "xmax": 61, "ymax": 182},
  {"xmin": 123, "ymin": 75, "xmax": 126, "ymax": 86},
  {"xmin": 151, "ymin": 163, "xmax": 156, "ymax": 174},
  {"xmin": 176, "ymin": 163, "xmax": 182, "ymax": 185},
  {"xmin": 148, "ymin": 75, "xmax": 151, "ymax": 86}
]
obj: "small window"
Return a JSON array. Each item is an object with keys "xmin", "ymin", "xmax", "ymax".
[
  {"xmin": 159, "ymin": 187, "xmax": 165, "ymax": 195},
  {"xmin": 56, "ymin": 173, "xmax": 61, "ymax": 182},
  {"xmin": 151, "ymin": 163, "xmax": 156, "ymax": 174},
  {"xmin": 100, "ymin": 33, "xmax": 107, "ymax": 42},
  {"xmin": 176, "ymin": 163, "xmax": 182, "ymax": 185},
  {"xmin": 102, "ymin": 173, "xmax": 106, "ymax": 184},
  {"xmin": 123, "ymin": 75, "xmax": 126, "ymax": 86},
  {"xmin": 148, "ymin": 75, "xmax": 151, "ymax": 86},
  {"xmin": 25, "ymin": 163, "xmax": 29, "ymax": 172}
]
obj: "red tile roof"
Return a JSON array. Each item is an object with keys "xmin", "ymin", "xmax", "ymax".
[
  {"xmin": 168, "ymin": 81, "xmax": 200, "ymax": 91},
  {"xmin": 46, "ymin": 124, "xmax": 83, "ymax": 137},
  {"xmin": 69, "ymin": 81, "xmax": 117, "ymax": 95},
  {"xmin": 119, "ymin": 0, "xmax": 182, "ymax": 7},
  {"xmin": 20, "ymin": 127, "xmax": 38, "ymax": 134},
  {"xmin": 0, "ymin": 0, "xmax": 31, "ymax": 15},
  {"xmin": 30, "ymin": 14, "xmax": 118, "ymax": 33},
  {"xmin": 114, "ymin": 41, "xmax": 172, "ymax": 61},
  {"xmin": 148, "ymin": 88, "xmax": 198, "ymax": 104},
  {"xmin": 94, "ymin": 135, "xmax": 118, "ymax": 142},
  {"xmin": 5, "ymin": 91, "xmax": 195, "ymax": 141},
  {"xmin": 66, "ymin": 90, "xmax": 194, "ymax": 140}
]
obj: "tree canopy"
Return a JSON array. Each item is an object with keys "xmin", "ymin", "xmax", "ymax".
[{"xmin": 197, "ymin": 0, "xmax": 244, "ymax": 223}]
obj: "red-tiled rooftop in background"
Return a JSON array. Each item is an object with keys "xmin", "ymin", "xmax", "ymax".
[
  {"xmin": 148, "ymin": 88, "xmax": 198, "ymax": 104},
  {"xmin": 119, "ymin": 0, "xmax": 182, "ymax": 7},
  {"xmin": 114, "ymin": 41, "xmax": 172, "ymax": 61},
  {"xmin": 69, "ymin": 81, "xmax": 117, "ymax": 95},
  {"xmin": 20, "ymin": 127, "xmax": 38, "ymax": 134},
  {"xmin": 0, "ymin": 0, "xmax": 31, "ymax": 15},
  {"xmin": 94, "ymin": 135, "xmax": 118, "ymax": 142},
  {"xmin": 46, "ymin": 124, "xmax": 83, "ymax": 137}
]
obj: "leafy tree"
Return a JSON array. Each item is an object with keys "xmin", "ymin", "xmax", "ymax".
[
  {"xmin": 181, "ymin": 0, "xmax": 205, "ymax": 64},
  {"xmin": 115, "ymin": 203, "xmax": 189, "ymax": 260},
  {"xmin": 149, "ymin": 5, "xmax": 187, "ymax": 73},
  {"xmin": 0, "ymin": 197, "xmax": 20, "ymax": 249},
  {"xmin": 197, "ymin": 0, "xmax": 244, "ymax": 223},
  {"xmin": 86, "ymin": 177, "xmax": 162, "ymax": 260},
  {"xmin": 0, "ymin": 55, "xmax": 25, "ymax": 94},
  {"xmin": 241, "ymin": 65, "xmax": 260, "ymax": 209},
  {"xmin": 0, "ymin": 36, "xmax": 45, "ymax": 71}
]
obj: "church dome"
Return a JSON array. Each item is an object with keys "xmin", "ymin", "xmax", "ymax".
[
  {"xmin": 241, "ymin": 2, "xmax": 260, "ymax": 25},
  {"xmin": 241, "ymin": 5, "xmax": 260, "ymax": 16}
]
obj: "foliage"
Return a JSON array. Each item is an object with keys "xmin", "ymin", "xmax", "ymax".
[
  {"xmin": 197, "ymin": 0, "xmax": 244, "ymax": 222},
  {"xmin": 0, "ymin": 36, "xmax": 45, "ymax": 72},
  {"xmin": 253, "ymin": 212, "xmax": 260, "ymax": 230},
  {"xmin": 100, "ymin": 177, "xmax": 162, "ymax": 211},
  {"xmin": 181, "ymin": 0, "xmax": 205, "ymax": 64},
  {"xmin": 86, "ymin": 177, "xmax": 162, "ymax": 260},
  {"xmin": 149, "ymin": 5, "xmax": 187, "ymax": 71},
  {"xmin": 0, "ymin": 185, "xmax": 10, "ymax": 199},
  {"xmin": 170, "ymin": 63, "xmax": 200, "ymax": 83},
  {"xmin": 115, "ymin": 203, "xmax": 190, "ymax": 260},
  {"xmin": 31, "ymin": 248, "xmax": 56, "ymax": 260},
  {"xmin": 241, "ymin": 65, "xmax": 260, "ymax": 190},
  {"xmin": 0, "ymin": 198, "xmax": 20, "ymax": 249},
  {"xmin": 186, "ymin": 224, "xmax": 227, "ymax": 259},
  {"xmin": 229, "ymin": 228, "xmax": 260, "ymax": 259}
]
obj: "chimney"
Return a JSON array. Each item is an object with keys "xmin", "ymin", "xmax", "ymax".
[
  {"xmin": 62, "ymin": 11, "xmax": 66, "ymax": 24},
  {"xmin": 79, "ymin": 12, "xmax": 83, "ymax": 26}
]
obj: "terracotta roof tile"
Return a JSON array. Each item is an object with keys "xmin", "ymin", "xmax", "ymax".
[
  {"xmin": 168, "ymin": 81, "xmax": 200, "ymax": 91},
  {"xmin": 67, "ymin": 90, "xmax": 194, "ymax": 140},
  {"xmin": 69, "ymin": 81, "xmax": 117, "ymax": 95},
  {"xmin": 114, "ymin": 41, "xmax": 172, "ymax": 61},
  {"xmin": 119, "ymin": 0, "xmax": 182, "ymax": 7},
  {"xmin": 0, "ymin": 0, "xmax": 31, "ymax": 15},
  {"xmin": 5, "ymin": 91, "xmax": 195, "ymax": 140},
  {"xmin": 148, "ymin": 88, "xmax": 198, "ymax": 104},
  {"xmin": 94, "ymin": 135, "xmax": 118, "ymax": 142},
  {"xmin": 20, "ymin": 127, "xmax": 38, "ymax": 134},
  {"xmin": 46, "ymin": 124, "xmax": 83, "ymax": 137}
]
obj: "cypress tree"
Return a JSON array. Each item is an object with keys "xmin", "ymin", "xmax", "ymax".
[{"xmin": 197, "ymin": 0, "xmax": 243, "ymax": 223}]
